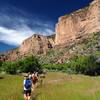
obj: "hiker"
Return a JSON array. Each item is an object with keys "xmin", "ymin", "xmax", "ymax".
[
  {"xmin": 31, "ymin": 72, "xmax": 38, "ymax": 91},
  {"xmin": 34, "ymin": 72, "xmax": 39, "ymax": 87},
  {"xmin": 28, "ymin": 73, "xmax": 32, "ymax": 80},
  {"xmin": 23, "ymin": 74, "xmax": 32, "ymax": 100}
]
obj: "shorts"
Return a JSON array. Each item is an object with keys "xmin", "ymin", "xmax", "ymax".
[{"xmin": 24, "ymin": 90, "xmax": 31, "ymax": 96}]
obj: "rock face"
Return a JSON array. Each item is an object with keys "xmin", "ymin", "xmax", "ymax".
[
  {"xmin": 7, "ymin": 34, "xmax": 55, "ymax": 61},
  {"xmin": 19, "ymin": 34, "xmax": 54, "ymax": 55},
  {"xmin": 55, "ymin": 0, "xmax": 100, "ymax": 45},
  {"xmin": 6, "ymin": 0, "xmax": 100, "ymax": 61}
]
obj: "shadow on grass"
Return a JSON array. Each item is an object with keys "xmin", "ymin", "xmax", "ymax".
[
  {"xmin": 0, "ymin": 76, "xmax": 4, "ymax": 79},
  {"xmin": 32, "ymin": 92, "xmax": 41, "ymax": 100}
]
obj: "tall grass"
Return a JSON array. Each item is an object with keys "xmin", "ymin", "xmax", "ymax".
[
  {"xmin": 35, "ymin": 72, "xmax": 100, "ymax": 100},
  {"xmin": 1, "ymin": 72, "xmax": 100, "ymax": 100},
  {"xmin": 0, "ymin": 74, "xmax": 23, "ymax": 100}
]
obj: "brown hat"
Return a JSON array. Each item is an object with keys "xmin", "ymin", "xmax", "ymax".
[{"xmin": 24, "ymin": 74, "xmax": 28, "ymax": 77}]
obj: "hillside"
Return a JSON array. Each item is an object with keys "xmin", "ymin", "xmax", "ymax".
[{"xmin": 38, "ymin": 32, "xmax": 100, "ymax": 64}]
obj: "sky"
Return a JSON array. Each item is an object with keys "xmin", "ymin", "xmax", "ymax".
[{"xmin": 0, "ymin": 0, "xmax": 92, "ymax": 52}]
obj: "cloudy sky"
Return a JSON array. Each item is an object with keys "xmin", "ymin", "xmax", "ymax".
[{"xmin": 0, "ymin": 0, "xmax": 92, "ymax": 51}]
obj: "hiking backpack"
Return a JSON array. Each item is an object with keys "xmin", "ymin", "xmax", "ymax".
[
  {"xmin": 25, "ymin": 79, "xmax": 31, "ymax": 89},
  {"xmin": 32, "ymin": 76, "xmax": 38, "ymax": 83}
]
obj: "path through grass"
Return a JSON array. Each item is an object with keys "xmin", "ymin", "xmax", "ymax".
[{"xmin": 0, "ymin": 72, "xmax": 100, "ymax": 100}]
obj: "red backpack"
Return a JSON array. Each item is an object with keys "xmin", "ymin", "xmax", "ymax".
[{"xmin": 32, "ymin": 76, "xmax": 38, "ymax": 83}]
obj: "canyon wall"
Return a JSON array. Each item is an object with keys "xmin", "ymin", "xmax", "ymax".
[{"xmin": 55, "ymin": 0, "xmax": 100, "ymax": 45}]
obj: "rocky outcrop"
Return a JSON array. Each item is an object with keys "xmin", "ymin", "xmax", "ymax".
[
  {"xmin": 55, "ymin": 0, "xmax": 100, "ymax": 45},
  {"xmin": 7, "ymin": 34, "xmax": 55, "ymax": 61},
  {"xmin": 19, "ymin": 34, "xmax": 54, "ymax": 55}
]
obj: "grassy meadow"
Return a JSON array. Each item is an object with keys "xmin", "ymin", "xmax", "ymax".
[
  {"xmin": 0, "ymin": 74, "xmax": 23, "ymax": 100},
  {"xmin": 1, "ymin": 72, "xmax": 100, "ymax": 100},
  {"xmin": 36, "ymin": 72, "xmax": 100, "ymax": 100}
]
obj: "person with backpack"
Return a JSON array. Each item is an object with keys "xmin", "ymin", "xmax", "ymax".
[
  {"xmin": 31, "ymin": 72, "xmax": 38, "ymax": 91},
  {"xmin": 23, "ymin": 74, "xmax": 32, "ymax": 100}
]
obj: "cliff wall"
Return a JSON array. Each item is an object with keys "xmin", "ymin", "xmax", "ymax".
[{"xmin": 55, "ymin": 0, "xmax": 100, "ymax": 45}]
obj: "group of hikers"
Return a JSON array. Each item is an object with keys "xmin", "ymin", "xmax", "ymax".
[{"xmin": 23, "ymin": 72, "xmax": 38, "ymax": 100}]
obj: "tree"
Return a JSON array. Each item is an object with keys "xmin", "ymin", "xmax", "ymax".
[
  {"xmin": 2, "ymin": 62, "xmax": 17, "ymax": 74},
  {"xmin": 18, "ymin": 55, "xmax": 42, "ymax": 73},
  {"xmin": 0, "ymin": 61, "xmax": 3, "ymax": 72}
]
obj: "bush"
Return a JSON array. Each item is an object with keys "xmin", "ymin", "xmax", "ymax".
[
  {"xmin": 42, "ymin": 55, "xmax": 100, "ymax": 76},
  {"xmin": 0, "ymin": 61, "xmax": 3, "ymax": 72},
  {"xmin": 18, "ymin": 55, "xmax": 42, "ymax": 73},
  {"xmin": 2, "ymin": 62, "xmax": 17, "ymax": 74},
  {"xmin": 1, "ymin": 54, "xmax": 100, "ymax": 76},
  {"xmin": 42, "ymin": 63, "xmax": 68, "ymax": 72},
  {"xmin": 1, "ymin": 55, "xmax": 42, "ymax": 74},
  {"xmin": 69, "ymin": 55, "xmax": 99, "ymax": 76}
]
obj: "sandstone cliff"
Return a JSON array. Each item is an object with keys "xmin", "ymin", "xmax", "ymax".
[
  {"xmin": 7, "ymin": 34, "xmax": 55, "ymax": 61},
  {"xmin": 55, "ymin": 0, "xmax": 100, "ymax": 45},
  {"xmin": 19, "ymin": 34, "xmax": 54, "ymax": 55}
]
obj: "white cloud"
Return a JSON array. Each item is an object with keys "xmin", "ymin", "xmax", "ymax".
[
  {"xmin": 0, "ymin": 26, "xmax": 33, "ymax": 46},
  {"xmin": 0, "ymin": 8, "xmax": 54, "ymax": 46}
]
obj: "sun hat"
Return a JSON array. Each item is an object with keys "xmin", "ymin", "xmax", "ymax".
[{"xmin": 24, "ymin": 73, "xmax": 28, "ymax": 77}]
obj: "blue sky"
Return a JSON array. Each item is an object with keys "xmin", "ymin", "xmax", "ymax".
[{"xmin": 0, "ymin": 0, "xmax": 92, "ymax": 51}]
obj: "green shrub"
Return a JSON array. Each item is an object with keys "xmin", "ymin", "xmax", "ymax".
[
  {"xmin": 42, "ymin": 55, "xmax": 100, "ymax": 76},
  {"xmin": 69, "ymin": 55, "xmax": 99, "ymax": 76},
  {"xmin": 2, "ymin": 62, "xmax": 17, "ymax": 74},
  {"xmin": 0, "ymin": 61, "xmax": 3, "ymax": 72},
  {"xmin": 18, "ymin": 55, "xmax": 42, "ymax": 73},
  {"xmin": 1, "ymin": 55, "xmax": 42, "ymax": 74}
]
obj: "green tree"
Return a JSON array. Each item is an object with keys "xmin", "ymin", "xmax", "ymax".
[
  {"xmin": 2, "ymin": 62, "xmax": 17, "ymax": 74},
  {"xmin": 0, "ymin": 61, "xmax": 3, "ymax": 72},
  {"xmin": 18, "ymin": 55, "xmax": 42, "ymax": 73}
]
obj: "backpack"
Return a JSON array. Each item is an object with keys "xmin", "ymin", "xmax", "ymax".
[
  {"xmin": 25, "ymin": 79, "xmax": 31, "ymax": 89},
  {"xmin": 32, "ymin": 76, "xmax": 38, "ymax": 83}
]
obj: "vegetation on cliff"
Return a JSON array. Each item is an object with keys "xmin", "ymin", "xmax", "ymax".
[
  {"xmin": 38, "ymin": 32, "xmax": 100, "ymax": 76},
  {"xmin": 42, "ymin": 54, "xmax": 100, "ymax": 76}
]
